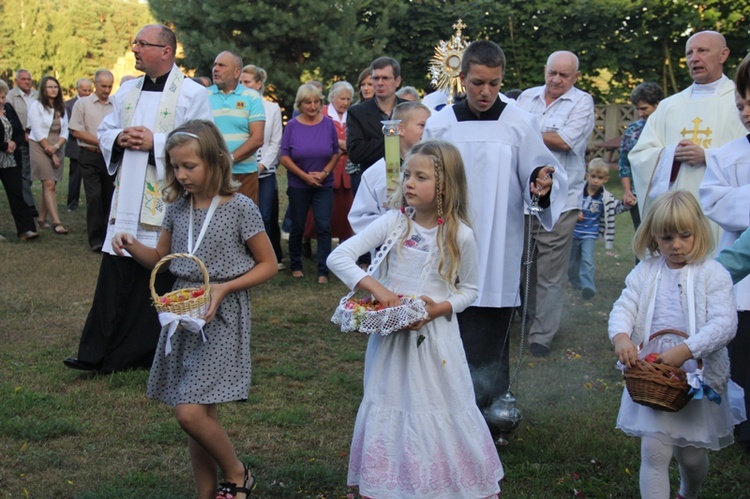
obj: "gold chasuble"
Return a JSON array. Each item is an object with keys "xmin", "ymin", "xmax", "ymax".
[{"xmin": 630, "ymin": 75, "xmax": 745, "ymax": 218}]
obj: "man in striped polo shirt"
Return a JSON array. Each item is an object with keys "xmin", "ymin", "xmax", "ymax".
[{"xmin": 208, "ymin": 50, "xmax": 265, "ymax": 203}]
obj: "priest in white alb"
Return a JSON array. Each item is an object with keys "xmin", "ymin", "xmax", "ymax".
[
  {"xmin": 629, "ymin": 30, "xmax": 745, "ymax": 222},
  {"xmin": 64, "ymin": 24, "xmax": 212, "ymax": 373}
]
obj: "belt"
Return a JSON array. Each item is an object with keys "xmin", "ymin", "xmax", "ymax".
[{"xmin": 81, "ymin": 145, "xmax": 101, "ymax": 154}]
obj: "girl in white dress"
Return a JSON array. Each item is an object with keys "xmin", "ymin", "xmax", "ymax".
[
  {"xmin": 113, "ymin": 120, "xmax": 277, "ymax": 499},
  {"xmin": 609, "ymin": 190, "xmax": 745, "ymax": 499},
  {"xmin": 327, "ymin": 140, "xmax": 503, "ymax": 499}
]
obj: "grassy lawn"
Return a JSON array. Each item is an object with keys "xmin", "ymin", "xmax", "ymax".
[{"xmin": 0, "ymin": 168, "xmax": 748, "ymax": 498}]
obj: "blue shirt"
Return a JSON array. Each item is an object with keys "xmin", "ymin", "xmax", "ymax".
[
  {"xmin": 207, "ymin": 84, "xmax": 265, "ymax": 174},
  {"xmin": 574, "ymin": 184, "xmax": 604, "ymax": 239}
]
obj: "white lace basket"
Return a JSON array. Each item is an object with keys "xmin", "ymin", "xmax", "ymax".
[
  {"xmin": 331, "ymin": 295, "xmax": 428, "ymax": 335},
  {"xmin": 330, "ymin": 212, "xmax": 430, "ymax": 335}
]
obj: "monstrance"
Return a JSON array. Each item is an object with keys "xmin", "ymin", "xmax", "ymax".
[{"xmin": 429, "ymin": 19, "xmax": 469, "ymax": 106}]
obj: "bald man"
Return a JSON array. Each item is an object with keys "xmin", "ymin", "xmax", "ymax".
[
  {"xmin": 630, "ymin": 31, "xmax": 745, "ymax": 222},
  {"xmin": 208, "ymin": 50, "xmax": 265, "ymax": 204},
  {"xmin": 517, "ymin": 50, "xmax": 595, "ymax": 356}
]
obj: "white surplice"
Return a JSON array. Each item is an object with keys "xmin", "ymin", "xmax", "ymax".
[
  {"xmin": 98, "ymin": 65, "xmax": 212, "ymax": 254},
  {"xmin": 423, "ymin": 104, "xmax": 566, "ymax": 308},
  {"xmin": 700, "ymin": 135, "xmax": 750, "ymax": 310},
  {"xmin": 348, "ymin": 157, "xmax": 388, "ymax": 235}
]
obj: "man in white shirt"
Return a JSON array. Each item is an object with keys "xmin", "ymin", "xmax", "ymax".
[
  {"xmin": 68, "ymin": 70, "xmax": 115, "ymax": 252},
  {"xmin": 517, "ymin": 50, "xmax": 595, "ymax": 356},
  {"xmin": 6, "ymin": 69, "xmax": 38, "ymax": 216}
]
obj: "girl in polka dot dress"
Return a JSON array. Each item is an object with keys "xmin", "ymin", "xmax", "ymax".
[{"xmin": 113, "ymin": 119, "xmax": 277, "ymax": 499}]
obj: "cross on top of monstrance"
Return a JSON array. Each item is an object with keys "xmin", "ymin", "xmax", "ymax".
[{"xmin": 429, "ymin": 19, "xmax": 470, "ymax": 105}]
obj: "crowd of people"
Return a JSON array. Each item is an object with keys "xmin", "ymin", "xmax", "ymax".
[{"xmin": 3, "ymin": 22, "xmax": 750, "ymax": 499}]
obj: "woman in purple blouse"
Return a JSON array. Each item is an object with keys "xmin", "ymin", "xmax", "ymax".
[{"xmin": 280, "ymin": 83, "xmax": 340, "ymax": 283}]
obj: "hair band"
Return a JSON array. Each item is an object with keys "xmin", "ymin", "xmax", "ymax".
[{"xmin": 171, "ymin": 131, "xmax": 199, "ymax": 140}]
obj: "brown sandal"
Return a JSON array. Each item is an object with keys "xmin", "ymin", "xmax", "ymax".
[
  {"xmin": 52, "ymin": 223, "xmax": 69, "ymax": 235},
  {"xmin": 37, "ymin": 219, "xmax": 51, "ymax": 230}
]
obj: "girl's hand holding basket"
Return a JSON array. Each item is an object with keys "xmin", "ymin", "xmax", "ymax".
[
  {"xmin": 406, "ymin": 295, "xmax": 449, "ymax": 331},
  {"xmin": 613, "ymin": 333, "xmax": 638, "ymax": 368},
  {"xmin": 620, "ymin": 330, "xmax": 698, "ymax": 412},
  {"xmin": 657, "ymin": 343, "xmax": 693, "ymax": 369},
  {"xmin": 202, "ymin": 282, "xmax": 229, "ymax": 323}
]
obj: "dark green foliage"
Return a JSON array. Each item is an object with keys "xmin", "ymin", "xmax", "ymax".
[
  {"xmin": 0, "ymin": 0, "xmax": 153, "ymax": 92},
  {"xmin": 148, "ymin": 0, "xmax": 750, "ymax": 110}
]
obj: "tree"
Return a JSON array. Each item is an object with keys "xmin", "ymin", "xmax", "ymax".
[
  {"xmin": 149, "ymin": 0, "xmax": 391, "ymax": 114},
  {"xmin": 0, "ymin": 0, "xmax": 153, "ymax": 92}
]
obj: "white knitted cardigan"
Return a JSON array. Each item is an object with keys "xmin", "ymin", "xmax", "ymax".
[{"xmin": 608, "ymin": 257, "xmax": 737, "ymax": 390}]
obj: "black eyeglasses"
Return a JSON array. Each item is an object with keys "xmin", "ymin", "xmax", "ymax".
[{"xmin": 132, "ymin": 40, "xmax": 167, "ymax": 49}]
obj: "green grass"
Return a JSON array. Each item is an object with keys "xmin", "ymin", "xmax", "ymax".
[{"xmin": 1, "ymin": 167, "xmax": 748, "ymax": 498}]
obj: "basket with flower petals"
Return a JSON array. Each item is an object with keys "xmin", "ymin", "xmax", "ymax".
[
  {"xmin": 331, "ymin": 294, "xmax": 428, "ymax": 335},
  {"xmin": 150, "ymin": 253, "xmax": 211, "ymax": 318},
  {"xmin": 623, "ymin": 329, "xmax": 700, "ymax": 412}
]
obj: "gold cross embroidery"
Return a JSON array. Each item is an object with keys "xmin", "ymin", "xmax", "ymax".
[
  {"xmin": 680, "ymin": 118, "xmax": 713, "ymax": 148},
  {"xmin": 161, "ymin": 108, "xmax": 171, "ymax": 119}
]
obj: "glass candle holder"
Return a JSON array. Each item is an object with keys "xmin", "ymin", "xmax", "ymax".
[{"xmin": 381, "ymin": 120, "xmax": 402, "ymax": 191}]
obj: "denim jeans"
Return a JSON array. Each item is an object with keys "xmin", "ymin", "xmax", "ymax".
[
  {"xmin": 287, "ymin": 186, "xmax": 333, "ymax": 276},
  {"xmin": 258, "ymin": 174, "xmax": 283, "ymax": 262},
  {"xmin": 568, "ymin": 237, "xmax": 596, "ymax": 292}
]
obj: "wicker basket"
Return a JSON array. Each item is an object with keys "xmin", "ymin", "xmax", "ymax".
[
  {"xmin": 623, "ymin": 329, "xmax": 699, "ymax": 412},
  {"xmin": 150, "ymin": 253, "xmax": 211, "ymax": 318}
]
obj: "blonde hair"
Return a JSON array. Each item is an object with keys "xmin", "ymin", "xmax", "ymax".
[
  {"xmin": 241, "ymin": 64, "xmax": 266, "ymax": 95},
  {"xmin": 633, "ymin": 190, "xmax": 714, "ymax": 262},
  {"xmin": 294, "ymin": 83, "xmax": 324, "ymax": 113},
  {"xmin": 387, "ymin": 140, "xmax": 470, "ymax": 289},
  {"xmin": 587, "ymin": 157, "xmax": 610, "ymax": 177},
  {"xmin": 162, "ymin": 120, "xmax": 239, "ymax": 203},
  {"xmin": 392, "ymin": 101, "xmax": 430, "ymax": 124}
]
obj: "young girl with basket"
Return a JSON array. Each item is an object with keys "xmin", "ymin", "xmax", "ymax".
[
  {"xmin": 113, "ymin": 120, "xmax": 277, "ymax": 499},
  {"xmin": 327, "ymin": 140, "xmax": 504, "ymax": 498},
  {"xmin": 608, "ymin": 190, "xmax": 745, "ymax": 499}
]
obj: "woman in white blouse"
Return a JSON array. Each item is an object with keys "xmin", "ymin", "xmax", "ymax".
[
  {"xmin": 28, "ymin": 76, "xmax": 68, "ymax": 234},
  {"xmin": 240, "ymin": 65, "xmax": 284, "ymax": 267}
]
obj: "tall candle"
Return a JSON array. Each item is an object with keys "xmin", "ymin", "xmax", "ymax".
[{"xmin": 381, "ymin": 120, "xmax": 402, "ymax": 191}]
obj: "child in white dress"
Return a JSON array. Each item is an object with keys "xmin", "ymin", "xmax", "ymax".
[
  {"xmin": 113, "ymin": 120, "xmax": 277, "ymax": 499},
  {"xmin": 327, "ymin": 140, "xmax": 503, "ymax": 499},
  {"xmin": 608, "ymin": 190, "xmax": 745, "ymax": 499}
]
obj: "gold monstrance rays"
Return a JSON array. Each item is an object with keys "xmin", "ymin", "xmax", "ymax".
[{"xmin": 429, "ymin": 19, "xmax": 469, "ymax": 105}]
